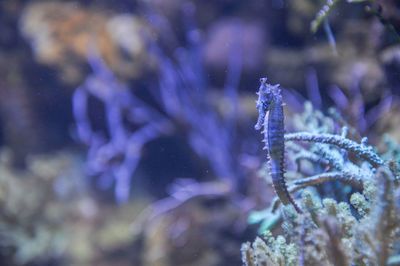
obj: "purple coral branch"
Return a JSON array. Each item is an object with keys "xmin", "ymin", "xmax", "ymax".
[
  {"xmin": 73, "ymin": 48, "xmax": 171, "ymax": 203},
  {"xmin": 328, "ymin": 85, "xmax": 348, "ymax": 110},
  {"xmin": 305, "ymin": 67, "xmax": 322, "ymax": 109},
  {"xmin": 285, "ymin": 132, "xmax": 384, "ymax": 167},
  {"xmin": 130, "ymin": 179, "xmax": 232, "ymax": 237},
  {"xmin": 72, "ymin": 87, "xmax": 92, "ymax": 145},
  {"xmin": 364, "ymin": 92, "xmax": 393, "ymax": 128},
  {"xmin": 74, "ymin": 4, "xmax": 247, "ymax": 205},
  {"xmin": 148, "ymin": 17, "xmax": 244, "ymax": 187}
]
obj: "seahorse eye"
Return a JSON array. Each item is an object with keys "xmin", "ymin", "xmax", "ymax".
[{"xmin": 264, "ymin": 93, "xmax": 275, "ymax": 106}]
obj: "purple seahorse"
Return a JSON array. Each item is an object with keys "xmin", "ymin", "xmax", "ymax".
[{"xmin": 255, "ymin": 78, "xmax": 302, "ymax": 213}]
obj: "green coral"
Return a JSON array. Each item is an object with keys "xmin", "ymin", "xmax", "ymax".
[
  {"xmin": 241, "ymin": 232, "xmax": 298, "ymax": 266},
  {"xmin": 243, "ymin": 166, "xmax": 399, "ymax": 265},
  {"xmin": 244, "ymin": 99, "xmax": 400, "ymax": 265}
]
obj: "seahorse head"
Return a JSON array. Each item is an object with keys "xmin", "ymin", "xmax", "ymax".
[{"xmin": 255, "ymin": 77, "xmax": 281, "ymax": 130}]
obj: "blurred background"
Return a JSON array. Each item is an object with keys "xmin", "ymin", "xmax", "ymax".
[{"xmin": 0, "ymin": 0, "xmax": 399, "ymax": 265}]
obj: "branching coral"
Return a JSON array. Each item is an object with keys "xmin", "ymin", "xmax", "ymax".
[
  {"xmin": 311, "ymin": 0, "xmax": 341, "ymax": 34},
  {"xmin": 243, "ymin": 166, "xmax": 399, "ymax": 265},
  {"xmin": 73, "ymin": 5, "xmax": 256, "ymax": 204},
  {"xmin": 252, "ymin": 79, "xmax": 396, "ymax": 213},
  {"xmin": 73, "ymin": 52, "xmax": 172, "ymax": 203},
  {"xmin": 245, "ymin": 78, "xmax": 400, "ymax": 265},
  {"xmin": 310, "ymin": 0, "xmax": 400, "ymax": 55}
]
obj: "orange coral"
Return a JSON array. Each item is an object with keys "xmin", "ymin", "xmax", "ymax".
[{"xmin": 20, "ymin": 2, "xmax": 153, "ymax": 83}]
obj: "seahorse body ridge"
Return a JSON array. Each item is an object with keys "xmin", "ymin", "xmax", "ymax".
[{"xmin": 255, "ymin": 77, "xmax": 302, "ymax": 213}]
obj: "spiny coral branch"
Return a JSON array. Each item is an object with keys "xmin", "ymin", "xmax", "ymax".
[
  {"xmin": 371, "ymin": 166, "xmax": 397, "ymax": 265},
  {"xmin": 311, "ymin": 0, "xmax": 340, "ymax": 33},
  {"xmin": 285, "ymin": 132, "xmax": 384, "ymax": 167},
  {"xmin": 293, "ymin": 171, "xmax": 362, "ymax": 189}
]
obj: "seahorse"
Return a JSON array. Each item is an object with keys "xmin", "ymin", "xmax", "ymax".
[{"xmin": 255, "ymin": 77, "xmax": 302, "ymax": 213}]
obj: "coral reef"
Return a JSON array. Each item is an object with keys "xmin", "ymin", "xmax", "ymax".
[
  {"xmin": 132, "ymin": 187, "xmax": 247, "ymax": 266},
  {"xmin": 72, "ymin": 2, "xmax": 262, "ymax": 204},
  {"xmin": 242, "ymin": 166, "xmax": 399, "ymax": 265},
  {"xmin": 244, "ymin": 79, "xmax": 400, "ymax": 265},
  {"xmin": 0, "ymin": 148, "xmax": 148, "ymax": 265},
  {"xmin": 2, "ymin": 0, "xmax": 400, "ymax": 265}
]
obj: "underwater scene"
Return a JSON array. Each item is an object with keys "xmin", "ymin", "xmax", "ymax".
[{"xmin": 1, "ymin": 0, "xmax": 400, "ymax": 265}]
